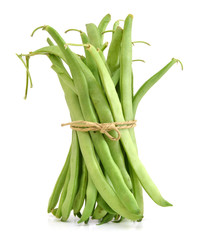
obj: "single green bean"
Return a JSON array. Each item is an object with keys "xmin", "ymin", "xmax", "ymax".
[
  {"xmin": 97, "ymin": 194, "xmax": 116, "ymax": 215},
  {"xmin": 98, "ymin": 14, "xmax": 111, "ymax": 44},
  {"xmin": 129, "ymin": 167, "xmax": 144, "ymax": 214},
  {"xmin": 119, "ymin": 14, "xmax": 133, "ymax": 121},
  {"xmin": 55, "ymin": 162, "xmax": 71, "ymax": 218},
  {"xmin": 98, "ymin": 213, "xmax": 115, "ymax": 225},
  {"xmin": 107, "ymin": 26, "xmax": 123, "ymax": 73},
  {"xmin": 132, "ymin": 58, "xmax": 182, "ymax": 117},
  {"xmin": 92, "ymin": 204, "xmax": 107, "ymax": 219},
  {"xmin": 80, "ymin": 31, "xmax": 101, "ymax": 83},
  {"xmin": 61, "ymin": 131, "xmax": 80, "ymax": 221},
  {"xmin": 78, "ymin": 174, "xmax": 97, "ymax": 223},
  {"xmin": 112, "ymin": 68, "xmax": 120, "ymax": 86},
  {"xmin": 47, "ymin": 146, "xmax": 71, "ymax": 213},
  {"xmin": 73, "ymin": 156, "xmax": 88, "ymax": 215},
  {"xmin": 98, "ymin": 48, "xmax": 111, "ymax": 75},
  {"xmin": 86, "ymin": 23, "xmax": 102, "ymax": 49}
]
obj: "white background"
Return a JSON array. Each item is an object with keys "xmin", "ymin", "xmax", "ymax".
[{"xmin": 1, "ymin": 0, "xmax": 202, "ymax": 239}]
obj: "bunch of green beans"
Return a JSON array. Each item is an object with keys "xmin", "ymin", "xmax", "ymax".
[{"xmin": 17, "ymin": 14, "xmax": 182, "ymax": 225}]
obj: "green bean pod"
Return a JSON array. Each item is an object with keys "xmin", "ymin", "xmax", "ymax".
[
  {"xmin": 61, "ymin": 131, "xmax": 80, "ymax": 221},
  {"xmin": 55, "ymin": 162, "xmax": 71, "ymax": 218},
  {"xmin": 98, "ymin": 14, "xmax": 111, "ymax": 44},
  {"xmin": 112, "ymin": 68, "xmax": 120, "ymax": 86},
  {"xmin": 47, "ymin": 145, "xmax": 71, "ymax": 213},
  {"xmin": 73, "ymin": 156, "xmax": 88, "ymax": 215},
  {"xmin": 78, "ymin": 174, "xmax": 97, "ymax": 223},
  {"xmin": 107, "ymin": 26, "xmax": 123, "ymax": 73},
  {"xmin": 98, "ymin": 213, "xmax": 115, "ymax": 225},
  {"xmin": 86, "ymin": 23, "xmax": 102, "ymax": 49},
  {"xmin": 119, "ymin": 14, "xmax": 133, "ymax": 121},
  {"xmin": 97, "ymin": 194, "xmax": 116, "ymax": 215},
  {"xmin": 132, "ymin": 58, "xmax": 182, "ymax": 117},
  {"xmin": 92, "ymin": 204, "xmax": 107, "ymax": 219},
  {"xmin": 80, "ymin": 31, "xmax": 101, "ymax": 83}
]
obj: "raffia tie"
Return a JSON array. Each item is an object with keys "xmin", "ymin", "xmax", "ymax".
[{"xmin": 61, "ymin": 120, "xmax": 137, "ymax": 141}]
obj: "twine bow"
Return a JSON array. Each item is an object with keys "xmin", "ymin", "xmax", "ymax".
[{"xmin": 61, "ymin": 120, "xmax": 137, "ymax": 141}]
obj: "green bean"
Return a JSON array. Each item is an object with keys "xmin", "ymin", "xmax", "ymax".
[
  {"xmin": 92, "ymin": 205, "xmax": 107, "ymax": 219},
  {"xmin": 86, "ymin": 23, "xmax": 102, "ymax": 49},
  {"xmin": 47, "ymin": 37, "xmax": 54, "ymax": 46},
  {"xmin": 98, "ymin": 213, "xmax": 115, "ymax": 225},
  {"xmin": 73, "ymin": 155, "xmax": 88, "ymax": 215},
  {"xmin": 98, "ymin": 14, "xmax": 111, "ymax": 44},
  {"xmin": 61, "ymin": 131, "xmax": 80, "ymax": 221},
  {"xmin": 79, "ymin": 55, "xmax": 87, "ymax": 64},
  {"xmin": 47, "ymin": 146, "xmax": 71, "ymax": 213},
  {"xmin": 129, "ymin": 166, "xmax": 144, "ymax": 214},
  {"xmin": 80, "ymin": 31, "xmax": 101, "ymax": 83},
  {"xmin": 119, "ymin": 14, "xmax": 133, "ymax": 121},
  {"xmin": 87, "ymin": 44, "xmax": 172, "ymax": 207},
  {"xmin": 107, "ymin": 26, "xmax": 123, "ymax": 73},
  {"xmin": 78, "ymin": 174, "xmax": 97, "ymax": 223},
  {"xmin": 132, "ymin": 58, "xmax": 183, "ymax": 117},
  {"xmin": 98, "ymin": 48, "xmax": 111, "ymax": 75},
  {"xmin": 120, "ymin": 16, "xmax": 145, "ymax": 214},
  {"xmin": 51, "ymin": 208, "xmax": 58, "ymax": 216},
  {"xmin": 55, "ymin": 162, "xmax": 71, "ymax": 218},
  {"xmin": 112, "ymin": 68, "xmax": 120, "ymax": 86},
  {"xmin": 97, "ymin": 194, "xmax": 116, "ymax": 215}
]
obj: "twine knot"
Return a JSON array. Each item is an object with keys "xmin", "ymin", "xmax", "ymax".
[{"xmin": 61, "ymin": 120, "xmax": 137, "ymax": 141}]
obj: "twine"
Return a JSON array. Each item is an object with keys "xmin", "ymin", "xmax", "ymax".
[{"xmin": 61, "ymin": 120, "xmax": 137, "ymax": 141}]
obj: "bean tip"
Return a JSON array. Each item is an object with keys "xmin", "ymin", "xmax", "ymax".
[{"xmin": 172, "ymin": 58, "xmax": 183, "ymax": 71}]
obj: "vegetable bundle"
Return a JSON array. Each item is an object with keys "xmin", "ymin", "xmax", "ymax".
[{"xmin": 17, "ymin": 14, "xmax": 182, "ymax": 224}]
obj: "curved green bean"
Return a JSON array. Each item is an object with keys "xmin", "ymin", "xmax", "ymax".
[
  {"xmin": 132, "ymin": 58, "xmax": 182, "ymax": 117},
  {"xmin": 107, "ymin": 26, "xmax": 123, "ymax": 73},
  {"xmin": 98, "ymin": 14, "xmax": 111, "ymax": 44},
  {"xmin": 92, "ymin": 204, "xmax": 107, "ymax": 219},
  {"xmin": 61, "ymin": 131, "xmax": 80, "ymax": 221},
  {"xmin": 97, "ymin": 194, "xmax": 116, "ymax": 215},
  {"xmin": 55, "ymin": 162, "xmax": 71, "ymax": 218},
  {"xmin": 98, "ymin": 213, "xmax": 115, "ymax": 225},
  {"xmin": 73, "ymin": 156, "xmax": 88, "ymax": 215},
  {"xmin": 86, "ymin": 23, "xmax": 101, "ymax": 49},
  {"xmin": 47, "ymin": 146, "xmax": 71, "ymax": 213},
  {"xmin": 78, "ymin": 174, "xmax": 97, "ymax": 223}
]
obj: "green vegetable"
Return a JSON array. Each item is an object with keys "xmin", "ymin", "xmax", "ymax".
[{"xmin": 17, "ymin": 14, "xmax": 182, "ymax": 224}]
